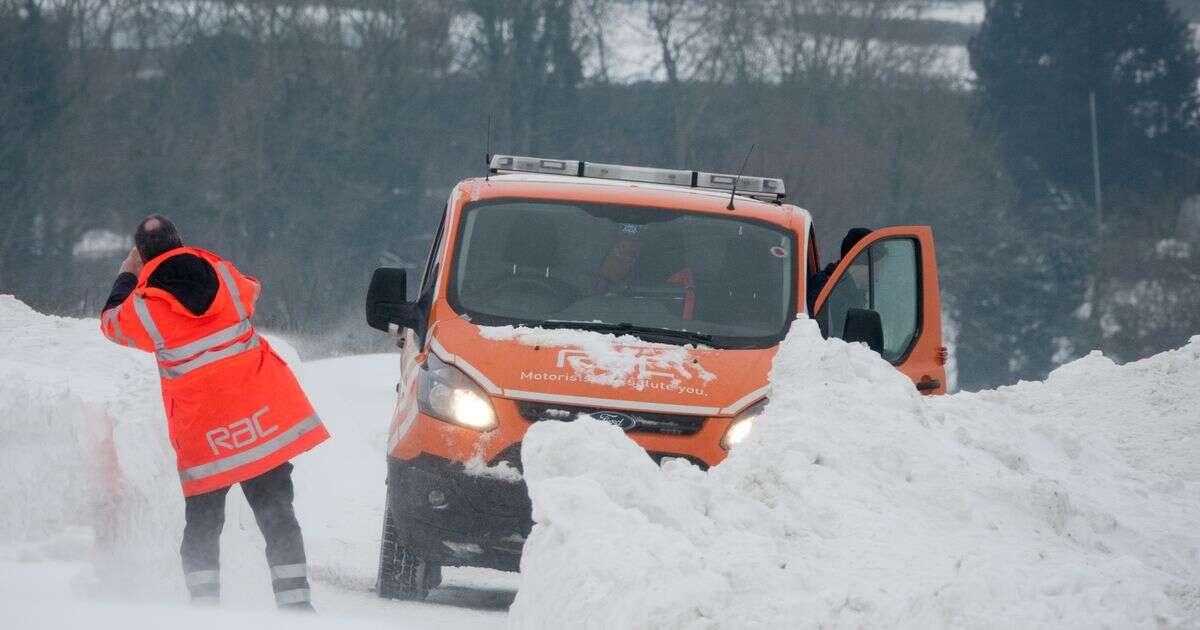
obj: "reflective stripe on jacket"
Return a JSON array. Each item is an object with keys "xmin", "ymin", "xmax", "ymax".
[{"xmin": 100, "ymin": 247, "xmax": 329, "ymax": 496}]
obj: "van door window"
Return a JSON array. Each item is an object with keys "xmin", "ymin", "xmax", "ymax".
[
  {"xmin": 818, "ymin": 238, "xmax": 920, "ymax": 363},
  {"xmin": 870, "ymin": 239, "xmax": 920, "ymax": 361},
  {"xmin": 822, "ymin": 256, "xmax": 870, "ymax": 338},
  {"xmin": 418, "ymin": 205, "xmax": 448, "ymax": 304}
]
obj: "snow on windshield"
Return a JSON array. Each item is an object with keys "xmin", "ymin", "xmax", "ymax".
[
  {"xmin": 480, "ymin": 324, "xmax": 715, "ymax": 389},
  {"xmin": 512, "ymin": 319, "xmax": 1200, "ymax": 629}
]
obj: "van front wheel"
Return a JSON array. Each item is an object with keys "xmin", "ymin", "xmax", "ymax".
[{"xmin": 377, "ymin": 501, "xmax": 441, "ymax": 600}]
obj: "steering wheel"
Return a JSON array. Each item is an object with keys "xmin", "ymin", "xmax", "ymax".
[{"xmin": 485, "ymin": 275, "xmax": 577, "ymax": 310}]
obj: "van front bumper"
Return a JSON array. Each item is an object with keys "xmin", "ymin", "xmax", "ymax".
[{"xmin": 385, "ymin": 454, "xmax": 532, "ymax": 572}]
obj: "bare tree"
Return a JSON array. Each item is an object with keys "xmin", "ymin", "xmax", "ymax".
[
  {"xmin": 757, "ymin": 0, "xmax": 941, "ymax": 86},
  {"xmin": 463, "ymin": 0, "xmax": 584, "ymax": 154}
]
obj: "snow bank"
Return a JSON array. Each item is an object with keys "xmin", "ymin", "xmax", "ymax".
[
  {"xmin": 0, "ymin": 295, "xmax": 304, "ymax": 599},
  {"xmin": 0, "ymin": 296, "xmax": 171, "ymax": 576},
  {"xmin": 512, "ymin": 320, "xmax": 1200, "ymax": 629},
  {"xmin": 8, "ymin": 292, "xmax": 1200, "ymax": 628},
  {"xmin": 0, "ymin": 296, "xmax": 517, "ymax": 627}
]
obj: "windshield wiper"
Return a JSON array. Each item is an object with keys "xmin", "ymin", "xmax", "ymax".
[{"xmin": 542, "ymin": 320, "xmax": 713, "ymax": 346}]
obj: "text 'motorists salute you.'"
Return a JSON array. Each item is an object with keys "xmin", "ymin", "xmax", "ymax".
[{"xmin": 99, "ymin": 215, "xmax": 330, "ymax": 611}]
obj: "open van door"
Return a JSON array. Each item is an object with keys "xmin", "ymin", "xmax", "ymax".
[{"xmin": 812, "ymin": 226, "xmax": 947, "ymax": 395}]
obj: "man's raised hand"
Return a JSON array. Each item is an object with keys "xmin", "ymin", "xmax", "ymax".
[{"xmin": 120, "ymin": 247, "xmax": 143, "ymax": 275}]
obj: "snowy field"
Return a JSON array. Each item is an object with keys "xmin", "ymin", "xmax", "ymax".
[{"xmin": 3, "ymin": 294, "xmax": 1200, "ymax": 628}]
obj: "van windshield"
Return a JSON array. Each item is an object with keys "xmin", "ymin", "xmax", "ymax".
[{"xmin": 448, "ymin": 199, "xmax": 796, "ymax": 348}]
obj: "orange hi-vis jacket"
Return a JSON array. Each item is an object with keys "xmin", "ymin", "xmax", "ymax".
[{"xmin": 100, "ymin": 247, "xmax": 329, "ymax": 496}]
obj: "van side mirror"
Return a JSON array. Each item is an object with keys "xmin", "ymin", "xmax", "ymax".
[
  {"xmin": 843, "ymin": 308, "xmax": 883, "ymax": 354},
  {"xmin": 366, "ymin": 267, "xmax": 421, "ymax": 333}
]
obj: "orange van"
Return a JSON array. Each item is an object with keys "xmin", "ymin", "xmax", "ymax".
[{"xmin": 365, "ymin": 155, "xmax": 947, "ymax": 599}]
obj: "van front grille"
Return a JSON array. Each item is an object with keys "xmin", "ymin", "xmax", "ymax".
[
  {"xmin": 515, "ymin": 401, "xmax": 706, "ymax": 436},
  {"xmin": 489, "ymin": 443, "xmax": 708, "ymax": 472}
]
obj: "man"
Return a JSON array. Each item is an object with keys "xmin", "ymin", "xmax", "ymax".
[
  {"xmin": 807, "ymin": 227, "xmax": 872, "ymax": 312},
  {"xmin": 100, "ymin": 216, "xmax": 329, "ymax": 611},
  {"xmin": 595, "ymin": 223, "xmax": 695, "ymax": 319}
]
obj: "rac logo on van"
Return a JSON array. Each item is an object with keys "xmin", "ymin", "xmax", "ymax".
[
  {"xmin": 206, "ymin": 406, "xmax": 277, "ymax": 455},
  {"xmin": 516, "ymin": 348, "xmax": 715, "ymax": 394}
]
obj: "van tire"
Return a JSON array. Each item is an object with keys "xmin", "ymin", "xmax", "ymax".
[{"xmin": 377, "ymin": 501, "xmax": 440, "ymax": 600}]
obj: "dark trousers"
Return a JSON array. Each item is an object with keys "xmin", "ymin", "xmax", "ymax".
[{"xmin": 180, "ymin": 462, "xmax": 312, "ymax": 607}]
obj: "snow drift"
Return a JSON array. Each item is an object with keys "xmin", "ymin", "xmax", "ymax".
[
  {"xmin": 0, "ymin": 296, "xmax": 172, "ymax": 578},
  {"xmin": 0, "ymin": 295, "xmax": 304, "ymax": 598},
  {"xmin": 512, "ymin": 320, "xmax": 1200, "ymax": 629},
  {"xmin": 5, "ymin": 292, "xmax": 1200, "ymax": 628},
  {"xmin": 0, "ymin": 295, "xmax": 515, "ymax": 627}
]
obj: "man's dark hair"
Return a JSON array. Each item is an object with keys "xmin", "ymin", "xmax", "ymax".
[
  {"xmin": 840, "ymin": 227, "xmax": 873, "ymax": 258},
  {"xmin": 134, "ymin": 215, "xmax": 183, "ymax": 262}
]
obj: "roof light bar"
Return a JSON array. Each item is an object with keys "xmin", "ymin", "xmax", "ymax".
[
  {"xmin": 583, "ymin": 162, "xmax": 692, "ymax": 187},
  {"xmin": 488, "ymin": 154, "xmax": 786, "ymax": 203},
  {"xmin": 490, "ymin": 155, "xmax": 581, "ymax": 176}
]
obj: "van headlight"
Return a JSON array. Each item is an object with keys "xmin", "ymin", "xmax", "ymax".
[
  {"xmin": 721, "ymin": 399, "xmax": 767, "ymax": 449},
  {"xmin": 418, "ymin": 353, "xmax": 497, "ymax": 431}
]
